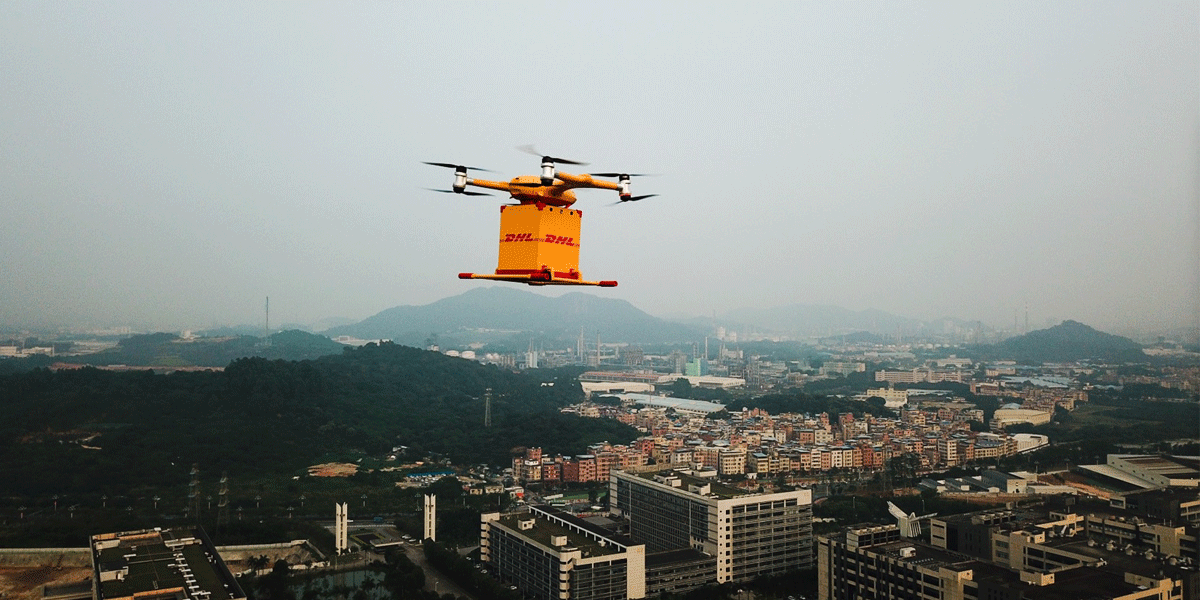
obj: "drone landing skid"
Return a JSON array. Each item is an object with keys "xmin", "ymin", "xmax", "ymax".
[{"xmin": 459, "ymin": 272, "xmax": 617, "ymax": 287}]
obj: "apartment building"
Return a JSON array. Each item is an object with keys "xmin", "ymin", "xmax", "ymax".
[{"xmin": 717, "ymin": 449, "xmax": 746, "ymax": 476}]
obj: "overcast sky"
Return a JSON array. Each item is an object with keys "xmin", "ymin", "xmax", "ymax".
[{"xmin": 2, "ymin": 2, "xmax": 1196, "ymax": 334}]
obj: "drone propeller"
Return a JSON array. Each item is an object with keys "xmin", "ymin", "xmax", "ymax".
[
  {"xmin": 612, "ymin": 194, "xmax": 658, "ymax": 205},
  {"xmin": 424, "ymin": 188, "xmax": 493, "ymax": 197},
  {"xmin": 588, "ymin": 172, "xmax": 654, "ymax": 178},
  {"xmin": 516, "ymin": 145, "xmax": 589, "ymax": 166},
  {"xmin": 422, "ymin": 162, "xmax": 495, "ymax": 173}
]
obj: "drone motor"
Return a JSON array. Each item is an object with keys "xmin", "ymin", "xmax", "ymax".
[{"xmin": 453, "ymin": 168, "xmax": 468, "ymax": 193}]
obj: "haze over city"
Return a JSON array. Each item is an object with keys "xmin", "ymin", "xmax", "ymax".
[{"xmin": 2, "ymin": 2, "xmax": 1196, "ymax": 335}]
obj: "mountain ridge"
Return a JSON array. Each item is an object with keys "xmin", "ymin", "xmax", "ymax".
[
  {"xmin": 324, "ymin": 287, "xmax": 702, "ymax": 345},
  {"xmin": 982, "ymin": 320, "xmax": 1144, "ymax": 363}
]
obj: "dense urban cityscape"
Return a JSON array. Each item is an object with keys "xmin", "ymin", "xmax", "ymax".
[{"xmin": 2, "ymin": 300, "xmax": 1198, "ymax": 600}]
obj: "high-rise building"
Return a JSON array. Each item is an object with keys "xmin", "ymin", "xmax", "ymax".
[
  {"xmin": 482, "ymin": 468, "xmax": 814, "ymax": 598},
  {"xmin": 482, "ymin": 505, "xmax": 648, "ymax": 600},
  {"xmin": 610, "ymin": 468, "xmax": 814, "ymax": 583},
  {"xmin": 816, "ymin": 524, "xmax": 977, "ymax": 600}
]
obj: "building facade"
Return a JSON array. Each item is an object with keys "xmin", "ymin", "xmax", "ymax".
[
  {"xmin": 481, "ymin": 505, "xmax": 646, "ymax": 600},
  {"xmin": 820, "ymin": 505, "xmax": 1200, "ymax": 600},
  {"xmin": 610, "ymin": 469, "xmax": 814, "ymax": 584}
]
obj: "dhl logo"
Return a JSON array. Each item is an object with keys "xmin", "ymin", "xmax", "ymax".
[{"xmin": 502, "ymin": 233, "xmax": 576, "ymax": 246}]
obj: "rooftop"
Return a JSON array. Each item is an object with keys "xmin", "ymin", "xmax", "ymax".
[
  {"xmin": 627, "ymin": 469, "xmax": 748, "ymax": 500},
  {"xmin": 92, "ymin": 528, "xmax": 243, "ymax": 600},
  {"xmin": 871, "ymin": 540, "xmax": 977, "ymax": 572},
  {"xmin": 983, "ymin": 470, "xmax": 1023, "ymax": 480},
  {"xmin": 1118, "ymin": 487, "xmax": 1200, "ymax": 504},
  {"xmin": 1077, "ymin": 464, "xmax": 1160, "ymax": 490},
  {"xmin": 1115, "ymin": 454, "xmax": 1200, "ymax": 479},
  {"xmin": 497, "ymin": 512, "xmax": 625, "ymax": 558},
  {"xmin": 969, "ymin": 562, "xmax": 1139, "ymax": 600},
  {"xmin": 615, "ymin": 393, "xmax": 727, "ymax": 415},
  {"xmin": 529, "ymin": 504, "xmax": 636, "ymax": 548}
]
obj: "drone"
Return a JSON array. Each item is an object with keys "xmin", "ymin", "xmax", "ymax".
[{"xmin": 424, "ymin": 147, "xmax": 656, "ymax": 287}]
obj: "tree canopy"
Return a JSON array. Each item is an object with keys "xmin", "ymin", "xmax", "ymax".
[
  {"xmin": 0, "ymin": 342, "xmax": 636, "ymax": 494},
  {"xmin": 726, "ymin": 391, "xmax": 893, "ymax": 418}
]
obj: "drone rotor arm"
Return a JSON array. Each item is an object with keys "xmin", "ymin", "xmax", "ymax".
[
  {"xmin": 554, "ymin": 171, "xmax": 620, "ymax": 191},
  {"xmin": 463, "ymin": 178, "xmax": 512, "ymax": 192}
]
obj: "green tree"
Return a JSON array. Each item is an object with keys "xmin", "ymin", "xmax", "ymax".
[
  {"xmin": 889, "ymin": 454, "xmax": 922, "ymax": 489},
  {"xmin": 865, "ymin": 396, "xmax": 886, "ymax": 413},
  {"xmin": 426, "ymin": 476, "xmax": 464, "ymax": 502},
  {"xmin": 667, "ymin": 377, "xmax": 692, "ymax": 397}
]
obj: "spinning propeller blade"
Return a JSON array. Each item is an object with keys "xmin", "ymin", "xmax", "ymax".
[
  {"xmin": 424, "ymin": 188, "xmax": 493, "ymax": 196},
  {"xmin": 587, "ymin": 172, "xmax": 654, "ymax": 178},
  {"xmin": 613, "ymin": 194, "xmax": 658, "ymax": 204},
  {"xmin": 422, "ymin": 162, "xmax": 495, "ymax": 173},
  {"xmin": 517, "ymin": 145, "xmax": 589, "ymax": 166}
]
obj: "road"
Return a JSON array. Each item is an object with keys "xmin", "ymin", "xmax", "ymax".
[{"xmin": 400, "ymin": 542, "xmax": 475, "ymax": 599}]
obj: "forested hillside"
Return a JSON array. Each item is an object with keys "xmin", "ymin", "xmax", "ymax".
[
  {"xmin": 55, "ymin": 329, "xmax": 348, "ymax": 367},
  {"xmin": 727, "ymin": 392, "xmax": 895, "ymax": 418},
  {"xmin": 325, "ymin": 287, "xmax": 701, "ymax": 345},
  {"xmin": 0, "ymin": 342, "xmax": 635, "ymax": 494},
  {"xmin": 980, "ymin": 320, "xmax": 1145, "ymax": 364}
]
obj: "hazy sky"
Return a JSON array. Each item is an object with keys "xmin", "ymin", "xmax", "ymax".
[{"xmin": 2, "ymin": 2, "xmax": 1197, "ymax": 334}]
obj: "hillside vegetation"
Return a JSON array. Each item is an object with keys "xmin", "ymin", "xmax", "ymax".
[
  {"xmin": 0, "ymin": 342, "xmax": 635, "ymax": 494},
  {"xmin": 55, "ymin": 329, "xmax": 348, "ymax": 367},
  {"xmin": 325, "ymin": 286, "xmax": 701, "ymax": 345},
  {"xmin": 980, "ymin": 320, "xmax": 1144, "ymax": 364}
]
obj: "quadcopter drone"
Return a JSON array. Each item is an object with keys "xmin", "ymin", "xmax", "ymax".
[{"xmin": 424, "ymin": 147, "xmax": 656, "ymax": 287}]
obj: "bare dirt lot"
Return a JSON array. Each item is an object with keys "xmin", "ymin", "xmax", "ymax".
[
  {"xmin": 307, "ymin": 462, "xmax": 359, "ymax": 477},
  {"xmin": 0, "ymin": 565, "xmax": 91, "ymax": 600}
]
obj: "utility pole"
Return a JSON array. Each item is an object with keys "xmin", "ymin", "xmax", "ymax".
[
  {"xmin": 216, "ymin": 472, "xmax": 230, "ymax": 534},
  {"xmin": 188, "ymin": 465, "xmax": 202, "ymax": 525},
  {"xmin": 484, "ymin": 388, "xmax": 493, "ymax": 428}
]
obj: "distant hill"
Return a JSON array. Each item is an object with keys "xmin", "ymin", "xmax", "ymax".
[
  {"xmin": 984, "ymin": 320, "xmax": 1145, "ymax": 364},
  {"xmin": 325, "ymin": 287, "xmax": 702, "ymax": 345},
  {"xmin": 194, "ymin": 325, "xmax": 265, "ymax": 337},
  {"xmin": 309, "ymin": 316, "xmax": 359, "ymax": 331},
  {"xmin": 59, "ymin": 329, "xmax": 347, "ymax": 367},
  {"xmin": 721, "ymin": 304, "xmax": 926, "ymax": 338},
  {"xmin": 818, "ymin": 331, "xmax": 889, "ymax": 345}
]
